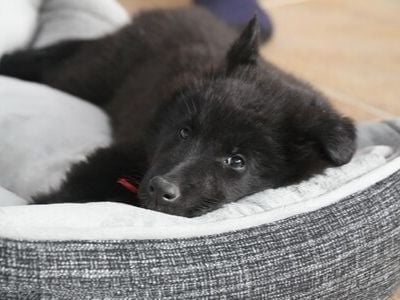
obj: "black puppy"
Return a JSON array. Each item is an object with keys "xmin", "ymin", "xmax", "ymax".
[{"xmin": 0, "ymin": 8, "xmax": 356, "ymax": 217}]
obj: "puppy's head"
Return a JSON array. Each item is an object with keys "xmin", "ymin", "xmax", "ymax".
[{"xmin": 138, "ymin": 18, "xmax": 356, "ymax": 217}]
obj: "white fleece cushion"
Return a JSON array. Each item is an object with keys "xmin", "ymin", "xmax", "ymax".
[
  {"xmin": 33, "ymin": 0, "xmax": 130, "ymax": 48},
  {"xmin": 0, "ymin": 0, "xmax": 42, "ymax": 57},
  {"xmin": 0, "ymin": 76, "xmax": 112, "ymax": 203},
  {"xmin": 0, "ymin": 0, "xmax": 130, "ymax": 56},
  {"xmin": 0, "ymin": 0, "xmax": 129, "ymax": 204}
]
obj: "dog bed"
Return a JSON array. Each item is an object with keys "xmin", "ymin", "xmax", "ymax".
[{"xmin": 0, "ymin": 1, "xmax": 399, "ymax": 299}]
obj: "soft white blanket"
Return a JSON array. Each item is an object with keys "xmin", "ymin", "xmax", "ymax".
[
  {"xmin": 0, "ymin": 0, "xmax": 129, "ymax": 204},
  {"xmin": 0, "ymin": 77, "xmax": 111, "ymax": 202},
  {"xmin": 0, "ymin": 0, "xmax": 129, "ymax": 56},
  {"xmin": 0, "ymin": 0, "xmax": 41, "ymax": 57}
]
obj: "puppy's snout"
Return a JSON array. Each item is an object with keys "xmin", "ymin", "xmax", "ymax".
[{"xmin": 148, "ymin": 176, "xmax": 180, "ymax": 202}]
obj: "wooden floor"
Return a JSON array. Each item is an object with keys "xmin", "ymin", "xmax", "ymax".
[{"xmin": 119, "ymin": 0, "xmax": 400, "ymax": 298}]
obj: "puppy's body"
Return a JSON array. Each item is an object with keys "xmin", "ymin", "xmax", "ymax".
[{"xmin": 0, "ymin": 8, "xmax": 356, "ymax": 217}]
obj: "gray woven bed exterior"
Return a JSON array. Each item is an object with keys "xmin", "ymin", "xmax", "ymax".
[{"xmin": 1, "ymin": 171, "xmax": 399, "ymax": 299}]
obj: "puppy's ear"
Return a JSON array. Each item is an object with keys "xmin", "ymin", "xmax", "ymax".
[
  {"xmin": 226, "ymin": 16, "xmax": 259, "ymax": 73},
  {"xmin": 316, "ymin": 116, "xmax": 356, "ymax": 166}
]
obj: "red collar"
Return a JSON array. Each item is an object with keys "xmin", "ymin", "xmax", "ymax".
[{"xmin": 117, "ymin": 177, "xmax": 139, "ymax": 194}]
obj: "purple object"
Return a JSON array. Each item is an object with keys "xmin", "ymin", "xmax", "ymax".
[{"xmin": 194, "ymin": 0, "xmax": 273, "ymax": 41}]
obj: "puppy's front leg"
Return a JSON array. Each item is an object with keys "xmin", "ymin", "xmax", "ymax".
[
  {"xmin": 0, "ymin": 40, "xmax": 87, "ymax": 83},
  {"xmin": 33, "ymin": 144, "xmax": 147, "ymax": 206},
  {"xmin": 0, "ymin": 38, "xmax": 120, "ymax": 105}
]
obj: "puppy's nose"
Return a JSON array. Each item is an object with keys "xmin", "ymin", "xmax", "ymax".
[{"xmin": 148, "ymin": 176, "xmax": 180, "ymax": 202}]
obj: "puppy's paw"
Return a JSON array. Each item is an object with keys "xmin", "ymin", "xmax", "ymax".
[
  {"xmin": 32, "ymin": 190, "xmax": 67, "ymax": 205},
  {"xmin": 0, "ymin": 50, "xmax": 42, "ymax": 81},
  {"xmin": 0, "ymin": 53, "xmax": 18, "ymax": 76}
]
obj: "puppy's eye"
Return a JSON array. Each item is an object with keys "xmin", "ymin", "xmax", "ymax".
[
  {"xmin": 224, "ymin": 155, "xmax": 246, "ymax": 169},
  {"xmin": 179, "ymin": 127, "xmax": 190, "ymax": 139}
]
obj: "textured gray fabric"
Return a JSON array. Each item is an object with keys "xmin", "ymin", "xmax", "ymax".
[{"xmin": 1, "ymin": 171, "xmax": 399, "ymax": 299}]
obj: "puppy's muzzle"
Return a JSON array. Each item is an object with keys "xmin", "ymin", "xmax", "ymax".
[{"xmin": 148, "ymin": 176, "xmax": 180, "ymax": 203}]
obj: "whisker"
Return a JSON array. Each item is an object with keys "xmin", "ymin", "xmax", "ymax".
[
  {"xmin": 189, "ymin": 98, "xmax": 197, "ymax": 115},
  {"xmin": 202, "ymin": 198, "xmax": 220, "ymax": 205},
  {"xmin": 189, "ymin": 197, "xmax": 223, "ymax": 217},
  {"xmin": 183, "ymin": 98, "xmax": 192, "ymax": 116}
]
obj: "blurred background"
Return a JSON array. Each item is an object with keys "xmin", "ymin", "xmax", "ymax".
[{"xmin": 119, "ymin": 0, "xmax": 400, "ymax": 124}]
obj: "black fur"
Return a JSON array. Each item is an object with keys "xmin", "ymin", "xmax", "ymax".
[{"xmin": 0, "ymin": 8, "xmax": 356, "ymax": 217}]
